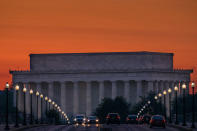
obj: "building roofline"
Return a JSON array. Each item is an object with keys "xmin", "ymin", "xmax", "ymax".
[
  {"xmin": 29, "ymin": 51, "xmax": 174, "ymax": 57},
  {"xmin": 9, "ymin": 69, "xmax": 193, "ymax": 75}
]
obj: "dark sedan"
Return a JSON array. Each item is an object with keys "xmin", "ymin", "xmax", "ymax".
[
  {"xmin": 106, "ymin": 113, "xmax": 120, "ymax": 124},
  {"xmin": 126, "ymin": 115, "xmax": 138, "ymax": 124},
  {"xmin": 150, "ymin": 115, "xmax": 166, "ymax": 128},
  {"xmin": 86, "ymin": 116, "xmax": 99, "ymax": 124}
]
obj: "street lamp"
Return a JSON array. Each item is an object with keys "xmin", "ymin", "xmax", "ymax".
[
  {"xmin": 168, "ymin": 88, "xmax": 172, "ymax": 123},
  {"xmin": 40, "ymin": 94, "xmax": 43, "ymax": 124},
  {"xmin": 147, "ymin": 101, "xmax": 151, "ymax": 114},
  {"xmin": 154, "ymin": 96, "xmax": 158, "ymax": 100},
  {"xmin": 174, "ymin": 85, "xmax": 179, "ymax": 124},
  {"xmin": 30, "ymin": 89, "xmax": 33, "ymax": 124},
  {"xmin": 191, "ymin": 82, "xmax": 196, "ymax": 128},
  {"xmin": 23, "ymin": 86, "xmax": 27, "ymax": 125},
  {"xmin": 158, "ymin": 93, "xmax": 162, "ymax": 115},
  {"xmin": 154, "ymin": 96, "xmax": 158, "ymax": 113},
  {"xmin": 163, "ymin": 90, "xmax": 167, "ymax": 119},
  {"xmin": 45, "ymin": 96, "xmax": 48, "ymax": 123},
  {"xmin": 36, "ymin": 91, "xmax": 39, "ymax": 124},
  {"xmin": 52, "ymin": 101, "xmax": 55, "ymax": 110},
  {"xmin": 15, "ymin": 85, "xmax": 20, "ymax": 128},
  {"xmin": 182, "ymin": 83, "xmax": 187, "ymax": 126},
  {"xmin": 5, "ymin": 82, "xmax": 9, "ymax": 130},
  {"xmin": 48, "ymin": 99, "xmax": 51, "ymax": 110},
  {"xmin": 55, "ymin": 104, "xmax": 57, "ymax": 112}
]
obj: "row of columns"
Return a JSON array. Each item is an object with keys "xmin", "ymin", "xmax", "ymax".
[{"xmin": 15, "ymin": 80, "xmax": 189, "ymax": 117}]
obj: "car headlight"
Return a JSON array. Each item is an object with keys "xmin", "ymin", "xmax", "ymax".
[
  {"xmin": 88, "ymin": 120, "xmax": 90, "ymax": 122},
  {"xmin": 83, "ymin": 118, "xmax": 86, "ymax": 121},
  {"xmin": 96, "ymin": 119, "xmax": 99, "ymax": 122},
  {"xmin": 74, "ymin": 118, "xmax": 76, "ymax": 121}
]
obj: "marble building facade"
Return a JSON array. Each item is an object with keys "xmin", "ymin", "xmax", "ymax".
[{"xmin": 10, "ymin": 52, "xmax": 193, "ymax": 118}]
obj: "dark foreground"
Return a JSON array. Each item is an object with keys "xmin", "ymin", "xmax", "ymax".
[{"xmin": 22, "ymin": 124, "xmax": 180, "ymax": 131}]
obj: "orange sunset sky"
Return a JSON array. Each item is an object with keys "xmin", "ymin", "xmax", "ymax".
[{"xmin": 0, "ymin": 0, "xmax": 197, "ymax": 91}]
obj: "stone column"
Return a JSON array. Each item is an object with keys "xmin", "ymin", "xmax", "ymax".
[
  {"xmin": 24, "ymin": 83, "xmax": 30, "ymax": 115},
  {"xmin": 171, "ymin": 81, "xmax": 175, "ymax": 99},
  {"xmin": 124, "ymin": 81, "xmax": 130, "ymax": 102},
  {"xmin": 13, "ymin": 83, "xmax": 16, "ymax": 107},
  {"xmin": 86, "ymin": 81, "xmax": 91, "ymax": 116},
  {"xmin": 154, "ymin": 81, "xmax": 159, "ymax": 94},
  {"xmin": 179, "ymin": 81, "xmax": 182, "ymax": 96},
  {"xmin": 18, "ymin": 83, "xmax": 23, "ymax": 112},
  {"xmin": 37, "ymin": 82, "xmax": 42, "ymax": 119},
  {"xmin": 61, "ymin": 82, "xmax": 66, "ymax": 113},
  {"xmin": 48, "ymin": 82, "xmax": 53, "ymax": 100},
  {"xmin": 186, "ymin": 82, "xmax": 190, "ymax": 96},
  {"xmin": 148, "ymin": 81, "xmax": 154, "ymax": 93},
  {"xmin": 136, "ymin": 81, "xmax": 142, "ymax": 102},
  {"xmin": 73, "ymin": 81, "xmax": 78, "ymax": 114},
  {"xmin": 99, "ymin": 81, "xmax": 104, "ymax": 103},
  {"xmin": 112, "ymin": 81, "xmax": 117, "ymax": 99},
  {"xmin": 160, "ymin": 81, "xmax": 164, "ymax": 93},
  {"xmin": 165, "ymin": 82, "xmax": 170, "ymax": 117}
]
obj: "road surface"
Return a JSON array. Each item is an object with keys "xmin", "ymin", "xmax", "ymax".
[{"xmin": 22, "ymin": 124, "xmax": 180, "ymax": 131}]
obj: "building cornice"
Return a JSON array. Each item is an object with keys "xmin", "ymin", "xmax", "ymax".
[
  {"xmin": 29, "ymin": 51, "xmax": 174, "ymax": 57},
  {"xmin": 9, "ymin": 69, "xmax": 193, "ymax": 75}
]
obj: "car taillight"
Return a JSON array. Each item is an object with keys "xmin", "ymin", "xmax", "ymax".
[
  {"xmin": 162, "ymin": 120, "xmax": 165, "ymax": 123},
  {"xmin": 106, "ymin": 116, "xmax": 110, "ymax": 119},
  {"xmin": 117, "ymin": 116, "xmax": 120, "ymax": 119},
  {"xmin": 127, "ymin": 118, "xmax": 129, "ymax": 121}
]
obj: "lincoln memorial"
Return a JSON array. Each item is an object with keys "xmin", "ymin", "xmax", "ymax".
[{"xmin": 10, "ymin": 52, "xmax": 192, "ymax": 118}]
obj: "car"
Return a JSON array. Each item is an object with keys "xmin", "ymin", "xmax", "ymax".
[
  {"xmin": 73, "ymin": 114, "xmax": 86, "ymax": 124},
  {"xmin": 86, "ymin": 116, "xmax": 99, "ymax": 124},
  {"xmin": 126, "ymin": 115, "xmax": 138, "ymax": 124},
  {"xmin": 150, "ymin": 115, "xmax": 166, "ymax": 128},
  {"xmin": 106, "ymin": 113, "xmax": 120, "ymax": 124}
]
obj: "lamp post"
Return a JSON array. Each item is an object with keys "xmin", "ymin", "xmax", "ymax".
[
  {"xmin": 52, "ymin": 101, "xmax": 55, "ymax": 110},
  {"xmin": 158, "ymin": 93, "xmax": 162, "ymax": 115},
  {"xmin": 174, "ymin": 86, "xmax": 179, "ymax": 124},
  {"xmin": 154, "ymin": 96, "xmax": 158, "ymax": 113},
  {"xmin": 36, "ymin": 91, "xmax": 39, "ymax": 124},
  {"xmin": 45, "ymin": 96, "xmax": 48, "ymax": 123},
  {"xmin": 148, "ymin": 101, "xmax": 151, "ymax": 114},
  {"xmin": 168, "ymin": 88, "xmax": 172, "ymax": 123},
  {"xmin": 30, "ymin": 89, "xmax": 33, "ymax": 125},
  {"xmin": 48, "ymin": 99, "xmax": 51, "ymax": 110},
  {"xmin": 5, "ymin": 82, "xmax": 9, "ymax": 130},
  {"xmin": 191, "ymin": 82, "xmax": 196, "ymax": 128},
  {"xmin": 182, "ymin": 83, "xmax": 187, "ymax": 126},
  {"xmin": 15, "ymin": 85, "xmax": 20, "ymax": 127},
  {"xmin": 40, "ymin": 94, "xmax": 43, "ymax": 124},
  {"xmin": 154, "ymin": 96, "xmax": 158, "ymax": 100},
  {"xmin": 61, "ymin": 111, "xmax": 64, "ymax": 123},
  {"xmin": 55, "ymin": 104, "xmax": 58, "ymax": 124},
  {"xmin": 163, "ymin": 90, "xmax": 167, "ymax": 119},
  {"xmin": 23, "ymin": 86, "xmax": 27, "ymax": 125}
]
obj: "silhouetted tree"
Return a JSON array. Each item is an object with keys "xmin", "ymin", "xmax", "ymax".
[
  {"xmin": 130, "ymin": 91, "xmax": 165, "ymax": 116},
  {"xmin": 94, "ymin": 96, "xmax": 130, "ymax": 123}
]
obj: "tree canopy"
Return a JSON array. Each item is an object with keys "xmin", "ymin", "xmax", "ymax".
[{"xmin": 94, "ymin": 96, "xmax": 130, "ymax": 123}]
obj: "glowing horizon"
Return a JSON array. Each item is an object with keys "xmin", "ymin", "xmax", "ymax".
[{"xmin": 0, "ymin": 0, "xmax": 197, "ymax": 93}]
